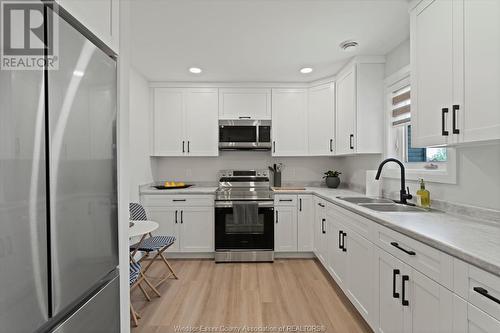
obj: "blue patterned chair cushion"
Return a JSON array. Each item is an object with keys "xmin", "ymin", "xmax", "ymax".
[
  {"xmin": 130, "ymin": 202, "xmax": 147, "ymax": 221},
  {"xmin": 130, "ymin": 262, "xmax": 141, "ymax": 285},
  {"xmin": 130, "ymin": 235, "xmax": 176, "ymax": 252}
]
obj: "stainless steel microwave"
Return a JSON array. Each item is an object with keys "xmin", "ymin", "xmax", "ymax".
[{"xmin": 219, "ymin": 120, "xmax": 271, "ymax": 150}]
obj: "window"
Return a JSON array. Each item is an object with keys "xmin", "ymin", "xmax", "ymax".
[{"xmin": 384, "ymin": 66, "xmax": 456, "ymax": 184}]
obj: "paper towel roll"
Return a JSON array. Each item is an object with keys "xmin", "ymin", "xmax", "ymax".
[{"xmin": 366, "ymin": 170, "xmax": 382, "ymax": 197}]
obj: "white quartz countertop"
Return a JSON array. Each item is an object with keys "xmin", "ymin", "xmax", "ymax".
[
  {"xmin": 139, "ymin": 184, "xmax": 500, "ymax": 276},
  {"xmin": 277, "ymin": 187, "xmax": 500, "ymax": 277}
]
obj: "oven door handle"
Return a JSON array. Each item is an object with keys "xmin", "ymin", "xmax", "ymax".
[{"xmin": 214, "ymin": 200, "xmax": 274, "ymax": 208}]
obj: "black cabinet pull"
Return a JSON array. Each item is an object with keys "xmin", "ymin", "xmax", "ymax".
[
  {"xmin": 299, "ymin": 198, "xmax": 302, "ymax": 211},
  {"xmin": 393, "ymin": 269, "xmax": 400, "ymax": 298},
  {"xmin": 322, "ymin": 218, "xmax": 326, "ymax": 234},
  {"xmin": 349, "ymin": 134, "xmax": 354, "ymax": 149},
  {"xmin": 182, "ymin": 141, "xmax": 185, "ymax": 153},
  {"xmin": 452, "ymin": 104, "xmax": 460, "ymax": 134},
  {"xmin": 279, "ymin": 199, "xmax": 293, "ymax": 202},
  {"xmin": 330, "ymin": 139, "xmax": 333, "ymax": 152},
  {"xmin": 338, "ymin": 231, "xmax": 343, "ymax": 249},
  {"xmin": 276, "ymin": 211, "xmax": 279, "ymax": 224},
  {"xmin": 175, "ymin": 210, "xmax": 178, "ymax": 224},
  {"xmin": 342, "ymin": 232, "xmax": 347, "ymax": 252},
  {"xmin": 402, "ymin": 275, "xmax": 409, "ymax": 306},
  {"xmin": 238, "ymin": 116, "xmax": 251, "ymax": 119},
  {"xmin": 473, "ymin": 287, "xmax": 500, "ymax": 305},
  {"xmin": 273, "ymin": 141, "xmax": 276, "ymax": 153},
  {"xmin": 173, "ymin": 199, "xmax": 186, "ymax": 202},
  {"xmin": 442, "ymin": 108, "xmax": 449, "ymax": 136},
  {"xmin": 318, "ymin": 203, "xmax": 325, "ymax": 208},
  {"xmin": 187, "ymin": 141, "xmax": 190, "ymax": 153},
  {"xmin": 391, "ymin": 242, "xmax": 416, "ymax": 256},
  {"xmin": 180, "ymin": 210, "xmax": 183, "ymax": 224}
]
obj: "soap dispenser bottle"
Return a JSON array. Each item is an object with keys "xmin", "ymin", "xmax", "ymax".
[{"xmin": 416, "ymin": 178, "xmax": 431, "ymax": 208}]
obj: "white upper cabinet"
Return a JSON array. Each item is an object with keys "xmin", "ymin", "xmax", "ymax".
[
  {"xmin": 271, "ymin": 89, "xmax": 309, "ymax": 156},
  {"xmin": 218, "ymin": 88, "xmax": 271, "ymax": 120},
  {"xmin": 411, "ymin": 0, "xmax": 455, "ymax": 147},
  {"xmin": 335, "ymin": 59, "xmax": 385, "ymax": 155},
  {"xmin": 460, "ymin": 0, "xmax": 500, "ymax": 143},
  {"xmin": 152, "ymin": 88, "xmax": 219, "ymax": 156},
  {"xmin": 411, "ymin": 0, "xmax": 500, "ymax": 146},
  {"xmin": 308, "ymin": 83, "xmax": 335, "ymax": 155},
  {"xmin": 183, "ymin": 89, "xmax": 219, "ymax": 156},
  {"xmin": 56, "ymin": 0, "xmax": 119, "ymax": 52}
]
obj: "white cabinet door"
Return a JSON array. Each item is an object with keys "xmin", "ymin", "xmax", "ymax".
[
  {"xmin": 179, "ymin": 207, "xmax": 214, "ymax": 252},
  {"xmin": 376, "ymin": 248, "xmax": 411, "ymax": 333},
  {"xmin": 145, "ymin": 207, "xmax": 180, "ymax": 252},
  {"xmin": 411, "ymin": 0, "xmax": 454, "ymax": 147},
  {"xmin": 184, "ymin": 88, "xmax": 219, "ymax": 156},
  {"xmin": 453, "ymin": 299, "xmax": 500, "ymax": 333},
  {"xmin": 56, "ymin": 0, "xmax": 119, "ymax": 52},
  {"xmin": 345, "ymin": 227, "xmax": 375, "ymax": 325},
  {"xmin": 460, "ymin": 0, "xmax": 500, "ymax": 143},
  {"xmin": 218, "ymin": 88, "xmax": 271, "ymax": 120},
  {"xmin": 274, "ymin": 205, "xmax": 298, "ymax": 252},
  {"xmin": 313, "ymin": 199, "xmax": 327, "ymax": 263},
  {"xmin": 326, "ymin": 215, "xmax": 347, "ymax": 287},
  {"xmin": 408, "ymin": 268, "xmax": 453, "ymax": 333},
  {"xmin": 152, "ymin": 88, "xmax": 185, "ymax": 156},
  {"xmin": 335, "ymin": 69, "xmax": 356, "ymax": 155},
  {"xmin": 271, "ymin": 89, "xmax": 308, "ymax": 156},
  {"xmin": 308, "ymin": 83, "xmax": 335, "ymax": 155},
  {"xmin": 297, "ymin": 195, "xmax": 313, "ymax": 251}
]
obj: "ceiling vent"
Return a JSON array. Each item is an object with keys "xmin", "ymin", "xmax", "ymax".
[{"xmin": 339, "ymin": 40, "xmax": 359, "ymax": 52}]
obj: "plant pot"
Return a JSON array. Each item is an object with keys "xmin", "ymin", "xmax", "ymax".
[{"xmin": 325, "ymin": 176, "xmax": 340, "ymax": 189}]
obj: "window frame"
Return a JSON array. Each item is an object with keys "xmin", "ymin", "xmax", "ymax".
[{"xmin": 382, "ymin": 65, "xmax": 457, "ymax": 184}]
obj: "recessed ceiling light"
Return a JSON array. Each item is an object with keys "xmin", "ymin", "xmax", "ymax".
[
  {"xmin": 300, "ymin": 67, "xmax": 313, "ymax": 74},
  {"xmin": 189, "ymin": 67, "xmax": 202, "ymax": 74},
  {"xmin": 339, "ymin": 40, "xmax": 359, "ymax": 52}
]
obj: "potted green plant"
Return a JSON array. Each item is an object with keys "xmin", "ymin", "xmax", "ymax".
[{"xmin": 323, "ymin": 170, "xmax": 342, "ymax": 188}]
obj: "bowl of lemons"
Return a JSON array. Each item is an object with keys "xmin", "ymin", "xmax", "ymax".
[{"xmin": 153, "ymin": 181, "xmax": 192, "ymax": 190}]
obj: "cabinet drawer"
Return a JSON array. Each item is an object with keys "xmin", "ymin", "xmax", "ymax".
[
  {"xmin": 274, "ymin": 195, "xmax": 297, "ymax": 206},
  {"xmin": 142, "ymin": 195, "xmax": 214, "ymax": 207},
  {"xmin": 374, "ymin": 224, "xmax": 453, "ymax": 288},
  {"xmin": 467, "ymin": 265, "xmax": 500, "ymax": 321}
]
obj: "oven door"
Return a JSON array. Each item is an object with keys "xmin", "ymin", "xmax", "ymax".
[{"xmin": 215, "ymin": 201, "xmax": 274, "ymax": 251}]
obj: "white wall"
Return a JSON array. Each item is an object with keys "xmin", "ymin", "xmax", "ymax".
[
  {"xmin": 129, "ymin": 68, "xmax": 153, "ymax": 201},
  {"xmin": 152, "ymin": 152, "xmax": 341, "ymax": 185},
  {"xmin": 338, "ymin": 40, "xmax": 500, "ymax": 211},
  {"xmin": 384, "ymin": 39, "xmax": 410, "ymax": 77}
]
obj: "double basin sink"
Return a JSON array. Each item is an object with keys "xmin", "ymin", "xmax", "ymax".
[{"xmin": 337, "ymin": 197, "xmax": 427, "ymax": 212}]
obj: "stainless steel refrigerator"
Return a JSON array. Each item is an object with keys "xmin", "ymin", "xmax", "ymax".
[{"xmin": 0, "ymin": 5, "xmax": 119, "ymax": 333}]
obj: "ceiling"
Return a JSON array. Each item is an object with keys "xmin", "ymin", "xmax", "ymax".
[{"xmin": 130, "ymin": 0, "xmax": 410, "ymax": 82}]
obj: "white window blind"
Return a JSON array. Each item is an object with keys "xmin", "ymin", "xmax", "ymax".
[{"xmin": 391, "ymin": 85, "xmax": 411, "ymax": 127}]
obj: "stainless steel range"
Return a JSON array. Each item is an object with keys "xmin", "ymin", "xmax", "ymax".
[{"xmin": 215, "ymin": 169, "xmax": 274, "ymax": 262}]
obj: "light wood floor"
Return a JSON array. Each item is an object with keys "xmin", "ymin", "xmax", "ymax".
[{"xmin": 131, "ymin": 259, "xmax": 372, "ymax": 333}]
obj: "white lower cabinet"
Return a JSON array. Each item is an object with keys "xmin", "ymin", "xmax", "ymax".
[
  {"xmin": 144, "ymin": 203, "xmax": 213, "ymax": 252},
  {"xmin": 326, "ymin": 207, "xmax": 347, "ymax": 286},
  {"xmin": 313, "ymin": 198, "xmax": 327, "ymax": 264},
  {"xmin": 179, "ymin": 207, "xmax": 214, "ymax": 252},
  {"xmin": 297, "ymin": 195, "xmax": 313, "ymax": 251},
  {"xmin": 453, "ymin": 295, "xmax": 500, "ymax": 333},
  {"xmin": 274, "ymin": 205, "xmax": 298, "ymax": 252},
  {"xmin": 344, "ymin": 226, "xmax": 376, "ymax": 324}
]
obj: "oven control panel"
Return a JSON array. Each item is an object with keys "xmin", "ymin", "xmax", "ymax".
[{"xmin": 219, "ymin": 169, "xmax": 269, "ymax": 178}]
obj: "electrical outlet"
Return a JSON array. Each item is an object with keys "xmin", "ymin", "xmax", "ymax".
[{"xmin": 186, "ymin": 169, "xmax": 192, "ymax": 177}]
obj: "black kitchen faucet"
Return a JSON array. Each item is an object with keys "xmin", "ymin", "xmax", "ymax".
[{"xmin": 375, "ymin": 158, "xmax": 413, "ymax": 205}]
